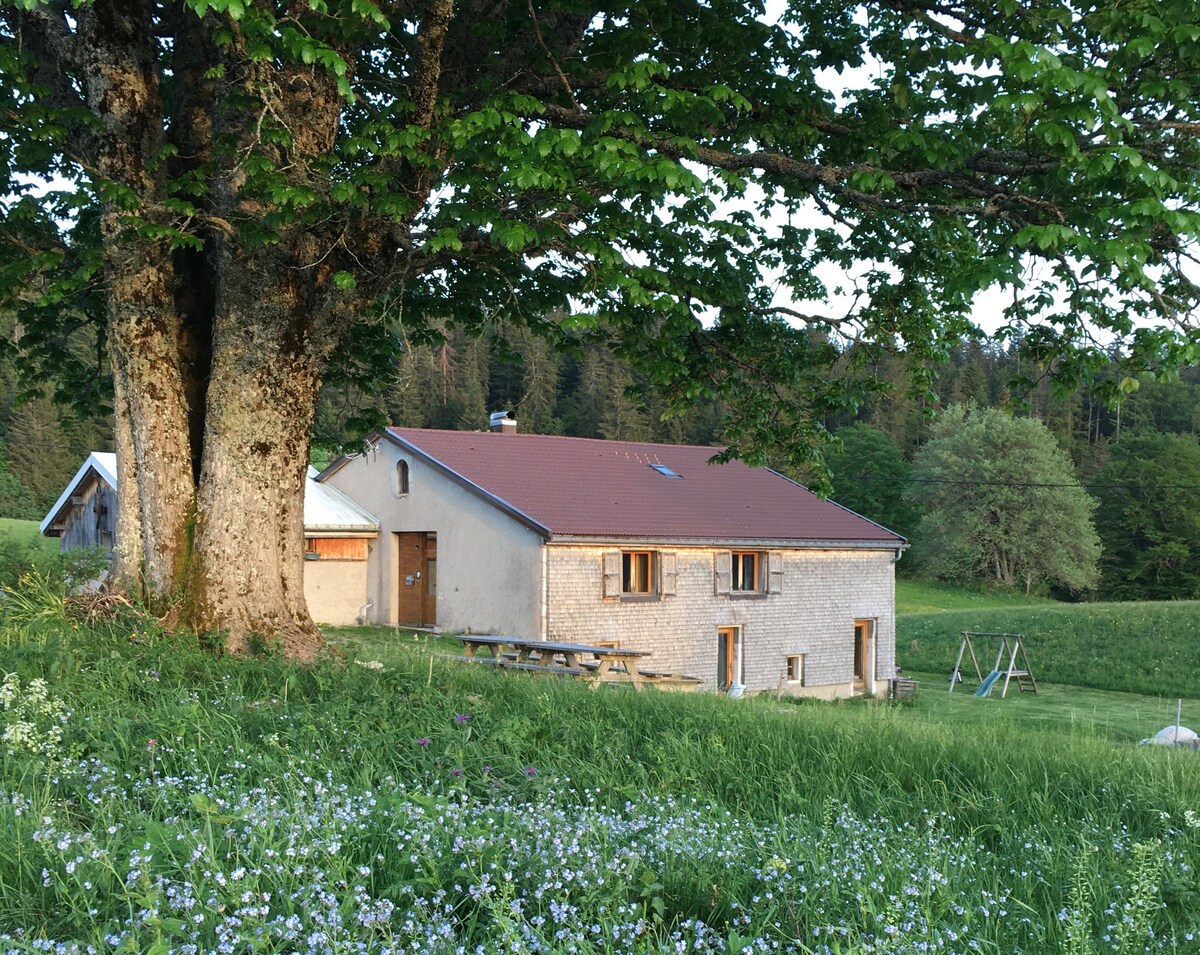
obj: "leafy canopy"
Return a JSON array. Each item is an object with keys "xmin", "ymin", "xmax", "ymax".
[
  {"xmin": 1, "ymin": 0, "xmax": 1199, "ymax": 470},
  {"xmin": 827, "ymin": 423, "xmax": 918, "ymax": 539}
]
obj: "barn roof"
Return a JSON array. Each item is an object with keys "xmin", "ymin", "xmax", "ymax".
[
  {"xmin": 40, "ymin": 452, "xmax": 118, "ymax": 536},
  {"xmin": 42, "ymin": 454, "xmax": 379, "ymax": 538},
  {"xmin": 380, "ymin": 428, "xmax": 905, "ymax": 547},
  {"xmin": 304, "ymin": 467, "xmax": 379, "ymax": 534}
]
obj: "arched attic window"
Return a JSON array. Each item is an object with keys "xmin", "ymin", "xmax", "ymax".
[{"xmin": 395, "ymin": 459, "xmax": 410, "ymax": 496}]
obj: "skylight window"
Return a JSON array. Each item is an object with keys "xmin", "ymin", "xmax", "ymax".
[{"xmin": 649, "ymin": 464, "xmax": 682, "ymax": 478}]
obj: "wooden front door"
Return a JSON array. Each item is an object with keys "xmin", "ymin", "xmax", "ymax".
[
  {"xmin": 397, "ymin": 532, "xmax": 437, "ymax": 627},
  {"xmin": 717, "ymin": 626, "xmax": 741, "ymax": 690}
]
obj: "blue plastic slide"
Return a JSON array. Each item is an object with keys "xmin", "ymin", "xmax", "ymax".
[{"xmin": 974, "ymin": 669, "xmax": 1002, "ymax": 697}]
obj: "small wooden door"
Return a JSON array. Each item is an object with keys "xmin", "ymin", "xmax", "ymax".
[
  {"xmin": 397, "ymin": 532, "xmax": 437, "ymax": 627},
  {"xmin": 717, "ymin": 626, "xmax": 741, "ymax": 689},
  {"xmin": 853, "ymin": 620, "xmax": 871, "ymax": 692}
]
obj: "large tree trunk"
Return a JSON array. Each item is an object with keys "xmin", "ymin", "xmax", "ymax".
[
  {"xmin": 169, "ymin": 40, "xmax": 351, "ymax": 658},
  {"xmin": 79, "ymin": 0, "xmax": 195, "ymax": 600},
  {"xmin": 106, "ymin": 247, "xmax": 196, "ymax": 597},
  {"xmin": 183, "ymin": 242, "xmax": 326, "ymax": 659},
  {"xmin": 11, "ymin": 1, "xmax": 435, "ymax": 658},
  {"xmin": 110, "ymin": 360, "xmax": 143, "ymax": 586}
]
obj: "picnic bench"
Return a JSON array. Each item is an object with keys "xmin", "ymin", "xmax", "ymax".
[{"xmin": 450, "ymin": 635, "xmax": 700, "ymax": 691}]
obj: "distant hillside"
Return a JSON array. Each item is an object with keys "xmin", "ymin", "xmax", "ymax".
[{"xmin": 898, "ymin": 601, "xmax": 1200, "ymax": 699}]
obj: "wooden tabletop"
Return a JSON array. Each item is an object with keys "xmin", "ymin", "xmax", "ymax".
[
  {"xmin": 529, "ymin": 640, "xmax": 650, "ymax": 657},
  {"xmin": 450, "ymin": 635, "xmax": 656, "ymax": 689},
  {"xmin": 453, "ymin": 635, "xmax": 649, "ymax": 656},
  {"xmin": 454, "ymin": 634, "xmax": 514, "ymax": 645}
]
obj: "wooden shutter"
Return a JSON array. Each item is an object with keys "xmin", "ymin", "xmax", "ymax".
[
  {"xmin": 660, "ymin": 552, "xmax": 678, "ymax": 596},
  {"xmin": 714, "ymin": 551, "xmax": 732, "ymax": 595},
  {"xmin": 602, "ymin": 551, "xmax": 621, "ymax": 598},
  {"xmin": 767, "ymin": 551, "xmax": 784, "ymax": 594}
]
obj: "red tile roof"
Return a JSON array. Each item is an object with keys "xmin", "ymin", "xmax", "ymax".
[{"xmin": 387, "ymin": 428, "xmax": 904, "ymax": 546}]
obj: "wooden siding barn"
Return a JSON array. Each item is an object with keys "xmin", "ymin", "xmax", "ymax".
[{"xmin": 39, "ymin": 452, "xmax": 118, "ymax": 557}]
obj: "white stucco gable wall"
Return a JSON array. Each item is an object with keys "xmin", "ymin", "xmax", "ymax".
[{"xmin": 321, "ymin": 440, "xmax": 546, "ymax": 637}]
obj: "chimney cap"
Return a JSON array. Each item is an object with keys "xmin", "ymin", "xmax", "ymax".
[{"xmin": 489, "ymin": 410, "xmax": 517, "ymax": 433}]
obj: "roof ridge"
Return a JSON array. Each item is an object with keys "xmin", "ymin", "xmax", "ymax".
[{"xmin": 387, "ymin": 425, "xmax": 723, "ymax": 456}]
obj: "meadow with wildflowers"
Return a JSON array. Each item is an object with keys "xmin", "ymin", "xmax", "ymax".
[{"xmin": 0, "ymin": 603, "xmax": 1199, "ymax": 953}]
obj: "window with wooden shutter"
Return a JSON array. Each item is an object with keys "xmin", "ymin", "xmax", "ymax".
[
  {"xmin": 660, "ymin": 552, "xmax": 678, "ymax": 596},
  {"xmin": 622, "ymin": 551, "xmax": 654, "ymax": 593},
  {"xmin": 730, "ymin": 551, "xmax": 760, "ymax": 591},
  {"xmin": 602, "ymin": 552, "xmax": 621, "ymax": 598},
  {"xmin": 714, "ymin": 551, "xmax": 732, "ymax": 595},
  {"xmin": 767, "ymin": 551, "xmax": 784, "ymax": 594}
]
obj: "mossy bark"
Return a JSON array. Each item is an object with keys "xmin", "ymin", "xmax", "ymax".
[
  {"xmin": 181, "ymin": 242, "xmax": 326, "ymax": 660},
  {"xmin": 79, "ymin": 0, "xmax": 194, "ymax": 600}
]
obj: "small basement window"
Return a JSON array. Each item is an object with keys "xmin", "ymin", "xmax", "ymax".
[
  {"xmin": 785, "ymin": 654, "xmax": 804, "ymax": 684},
  {"xmin": 648, "ymin": 463, "xmax": 681, "ymax": 478}
]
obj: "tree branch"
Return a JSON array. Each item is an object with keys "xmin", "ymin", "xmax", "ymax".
[{"xmin": 2, "ymin": 8, "xmax": 97, "ymax": 165}]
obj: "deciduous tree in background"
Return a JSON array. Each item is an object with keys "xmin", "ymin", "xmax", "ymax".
[
  {"xmin": 906, "ymin": 405, "xmax": 1100, "ymax": 594},
  {"xmin": 1, "ymin": 1, "xmax": 1198, "ymax": 654}
]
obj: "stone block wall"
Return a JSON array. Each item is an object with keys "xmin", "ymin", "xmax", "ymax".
[{"xmin": 545, "ymin": 544, "xmax": 897, "ymax": 696}]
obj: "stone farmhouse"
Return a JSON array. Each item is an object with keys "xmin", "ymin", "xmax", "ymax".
[{"xmin": 320, "ymin": 418, "xmax": 907, "ymax": 698}]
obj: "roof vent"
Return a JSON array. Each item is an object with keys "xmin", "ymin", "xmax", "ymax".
[{"xmin": 489, "ymin": 411, "xmax": 517, "ymax": 434}]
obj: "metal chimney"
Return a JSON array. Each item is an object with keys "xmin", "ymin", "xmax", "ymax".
[{"xmin": 489, "ymin": 411, "xmax": 517, "ymax": 434}]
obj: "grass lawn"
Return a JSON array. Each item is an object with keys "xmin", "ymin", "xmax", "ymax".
[
  {"xmin": 4, "ymin": 621, "xmax": 1197, "ymax": 953},
  {"xmin": 900, "ymin": 668, "xmax": 1196, "ymax": 743},
  {"xmin": 0, "ymin": 517, "xmax": 56, "ymax": 555},
  {"xmin": 895, "ymin": 576, "xmax": 1057, "ymax": 613},
  {"xmin": 898, "ymin": 600, "xmax": 1200, "ymax": 699},
  {"xmin": 327, "ymin": 626, "xmax": 1196, "ymax": 745}
]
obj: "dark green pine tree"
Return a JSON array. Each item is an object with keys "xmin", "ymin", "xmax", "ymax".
[{"xmin": 1095, "ymin": 431, "xmax": 1200, "ymax": 600}]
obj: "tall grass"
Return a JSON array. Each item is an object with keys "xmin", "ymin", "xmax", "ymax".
[{"xmin": 2, "ymin": 614, "xmax": 1200, "ymax": 952}]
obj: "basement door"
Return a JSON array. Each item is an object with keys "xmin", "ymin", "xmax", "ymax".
[{"xmin": 396, "ymin": 532, "xmax": 437, "ymax": 627}]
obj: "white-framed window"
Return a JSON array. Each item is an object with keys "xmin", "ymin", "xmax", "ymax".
[{"xmin": 785, "ymin": 654, "xmax": 804, "ymax": 684}]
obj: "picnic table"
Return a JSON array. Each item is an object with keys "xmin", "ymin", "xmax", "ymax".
[{"xmin": 453, "ymin": 634, "xmax": 656, "ymax": 689}]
